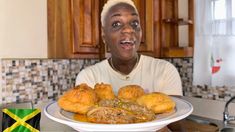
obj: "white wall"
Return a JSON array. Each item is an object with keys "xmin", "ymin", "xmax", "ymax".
[{"xmin": 0, "ymin": 0, "xmax": 47, "ymax": 58}]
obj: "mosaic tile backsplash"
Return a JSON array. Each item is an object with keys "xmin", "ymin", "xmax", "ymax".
[
  {"xmin": 0, "ymin": 57, "xmax": 234, "ymax": 105},
  {"xmin": 0, "ymin": 59, "xmax": 98, "ymax": 104}
]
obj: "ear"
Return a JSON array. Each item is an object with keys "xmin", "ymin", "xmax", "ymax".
[{"xmin": 101, "ymin": 27, "xmax": 105, "ymax": 44}]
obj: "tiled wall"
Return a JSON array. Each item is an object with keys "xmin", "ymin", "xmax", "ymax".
[
  {"xmin": 166, "ymin": 58, "xmax": 193, "ymax": 92},
  {"xmin": 0, "ymin": 59, "xmax": 98, "ymax": 104},
  {"xmin": 0, "ymin": 57, "xmax": 234, "ymax": 105}
]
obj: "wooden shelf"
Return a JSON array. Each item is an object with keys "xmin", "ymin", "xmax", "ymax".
[
  {"xmin": 162, "ymin": 18, "xmax": 193, "ymax": 25},
  {"xmin": 162, "ymin": 47, "xmax": 193, "ymax": 57},
  {"xmin": 178, "ymin": 19, "xmax": 193, "ymax": 25},
  {"xmin": 160, "ymin": 0, "xmax": 194, "ymax": 57}
]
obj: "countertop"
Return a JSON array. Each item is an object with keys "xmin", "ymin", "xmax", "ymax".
[
  {"xmin": 182, "ymin": 96, "xmax": 235, "ymax": 122},
  {"xmin": 35, "ymin": 102, "xmax": 76, "ymax": 132}
]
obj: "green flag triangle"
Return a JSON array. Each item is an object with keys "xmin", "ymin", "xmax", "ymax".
[{"xmin": 7, "ymin": 109, "xmax": 36, "ymax": 119}]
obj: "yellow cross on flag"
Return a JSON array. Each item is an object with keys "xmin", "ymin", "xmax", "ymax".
[{"xmin": 2, "ymin": 109, "xmax": 41, "ymax": 132}]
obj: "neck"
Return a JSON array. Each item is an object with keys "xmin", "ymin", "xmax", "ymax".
[{"xmin": 110, "ymin": 54, "xmax": 139, "ymax": 75}]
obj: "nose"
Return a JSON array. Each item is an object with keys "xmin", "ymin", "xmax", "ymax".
[{"xmin": 121, "ymin": 24, "xmax": 134, "ymax": 34}]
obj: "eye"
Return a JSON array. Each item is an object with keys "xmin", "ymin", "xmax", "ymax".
[
  {"xmin": 131, "ymin": 20, "xmax": 140, "ymax": 28},
  {"xmin": 112, "ymin": 21, "xmax": 122, "ymax": 28}
]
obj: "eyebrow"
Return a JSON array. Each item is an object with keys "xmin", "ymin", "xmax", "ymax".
[{"xmin": 111, "ymin": 12, "xmax": 138, "ymax": 18}]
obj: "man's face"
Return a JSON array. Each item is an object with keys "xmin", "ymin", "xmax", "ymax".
[{"xmin": 102, "ymin": 3, "xmax": 142, "ymax": 60}]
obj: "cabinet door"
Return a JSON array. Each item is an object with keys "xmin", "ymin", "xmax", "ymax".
[
  {"xmin": 71, "ymin": 0, "xmax": 100, "ymax": 58},
  {"xmin": 47, "ymin": 0, "xmax": 101, "ymax": 59},
  {"xmin": 48, "ymin": 0, "xmax": 72, "ymax": 58},
  {"xmin": 133, "ymin": 0, "xmax": 154, "ymax": 56}
]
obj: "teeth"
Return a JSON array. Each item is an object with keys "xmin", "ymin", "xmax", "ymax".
[{"xmin": 120, "ymin": 40, "xmax": 134, "ymax": 44}]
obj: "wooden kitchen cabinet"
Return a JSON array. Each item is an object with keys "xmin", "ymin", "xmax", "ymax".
[
  {"xmin": 71, "ymin": 0, "xmax": 100, "ymax": 58},
  {"xmin": 47, "ymin": 0, "xmax": 100, "ymax": 59},
  {"xmin": 160, "ymin": 0, "xmax": 194, "ymax": 57},
  {"xmin": 47, "ymin": 0, "xmax": 194, "ymax": 59},
  {"xmin": 47, "ymin": 0, "xmax": 154, "ymax": 59}
]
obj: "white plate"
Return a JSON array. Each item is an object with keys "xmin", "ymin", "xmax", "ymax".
[{"xmin": 44, "ymin": 97, "xmax": 193, "ymax": 131}]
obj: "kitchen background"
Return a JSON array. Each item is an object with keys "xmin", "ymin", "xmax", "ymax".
[{"xmin": 0, "ymin": 0, "xmax": 235, "ymax": 122}]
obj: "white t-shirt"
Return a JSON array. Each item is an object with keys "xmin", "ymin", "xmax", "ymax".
[{"xmin": 76, "ymin": 55, "xmax": 182, "ymax": 95}]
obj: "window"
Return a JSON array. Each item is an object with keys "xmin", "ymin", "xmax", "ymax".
[
  {"xmin": 233, "ymin": 0, "xmax": 235, "ymax": 17},
  {"xmin": 211, "ymin": 0, "xmax": 235, "ymax": 35},
  {"xmin": 194, "ymin": 0, "xmax": 235, "ymax": 88},
  {"xmin": 233, "ymin": 0, "xmax": 235, "ymax": 33}
]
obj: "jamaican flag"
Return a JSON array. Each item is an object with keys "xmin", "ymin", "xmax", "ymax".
[{"xmin": 2, "ymin": 109, "xmax": 41, "ymax": 132}]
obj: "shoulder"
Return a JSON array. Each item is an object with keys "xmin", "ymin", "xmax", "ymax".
[
  {"xmin": 77, "ymin": 59, "xmax": 109, "ymax": 77},
  {"xmin": 82, "ymin": 59, "xmax": 109, "ymax": 71},
  {"xmin": 141, "ymin": 55, "xmax": 174, "ymax": 68},
  {"xmin": 75, "ymin": 59, "xmax": 109, "ymax": 86}
]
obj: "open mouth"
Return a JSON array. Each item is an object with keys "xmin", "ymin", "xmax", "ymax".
[{"xmin": 120, "ymin": 39, "xmax": 135, "ymax": 50}]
